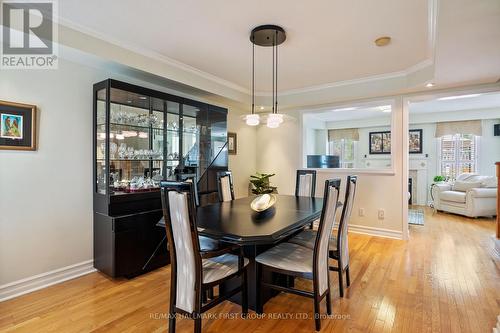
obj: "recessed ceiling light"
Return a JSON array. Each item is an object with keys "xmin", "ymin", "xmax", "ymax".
[
  {"xmin": 139, "ymin": 96, "xmax": 147, "ymax": 100},
  {"xmin": 126, "ymin": 100, "xmax": 132, "ymax": 103},
  {"xmin": 375, "ymin": 36, "xmax": 391, "ymax": 47},
  {"xmin": 260, "ymin": 106, "xmax": 265, "ymax": 110},
  {"xmin": 438, "ymin": 94, "xmax": 481, "ymax": 101},
  {"xmin": 425, "ymin": 82, "xmax": 435, "ymax": 88}
]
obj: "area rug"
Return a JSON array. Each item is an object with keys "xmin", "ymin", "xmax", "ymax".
[{"xmin": 408, "ymin": 209, "xmax": 425, "ymax": 225}]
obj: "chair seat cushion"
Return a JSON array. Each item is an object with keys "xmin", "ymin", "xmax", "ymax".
[
  {"xmin": 288, "ymin": 230, "xmax": 337, "ymax": 251},
  {"xmin": 255, "ymin": 243, "xmax": 314, "ymax": 278},
  {"xmin": 439, "ymin": 190, "xmax": 466, "ymax": 203},
  {"xmin": 202, "ymin": 254, "xmax": 249, "ymax": 284},
  {"xmin": 199, "ymin": 236, "xmax": 220, "ymax": 251}
]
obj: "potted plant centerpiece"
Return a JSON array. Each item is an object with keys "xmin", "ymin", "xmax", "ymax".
[
  {"xmin": 250, "ymin": 172, "xmax": 277, "ymax": 195},
  {"xmin": 249, "ymin": 173, "xmax": 278, "ymax": 212}
]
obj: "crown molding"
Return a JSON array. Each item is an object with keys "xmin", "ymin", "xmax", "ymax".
[
  {"xmin": 274, "ymin": 60, "xmax": 434, "ymax": 97},
  {"xmin": 57, "ymin": 17, "xmax": 250, "ymax": 95}
]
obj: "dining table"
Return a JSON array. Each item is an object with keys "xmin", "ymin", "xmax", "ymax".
[{"xmin": 158, "ymin": 194, "xmax": 326, "ymax": 311}]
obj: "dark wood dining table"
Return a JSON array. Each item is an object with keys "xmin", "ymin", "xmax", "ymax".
[{"xmin": 158, "ymin": 194, "xmax": 324, "ymax": 311}]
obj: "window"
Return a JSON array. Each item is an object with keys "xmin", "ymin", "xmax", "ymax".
[
  {"xmin": 439, "ymin": 134, "xmax": 478, "ymax": 179},
  {"xmin": 329, "ymin": 139, "xmax": 355, "ymax": 168}
]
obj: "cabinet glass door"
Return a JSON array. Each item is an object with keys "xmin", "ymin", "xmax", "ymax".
[
  {"xmin": 209, "ymin": 106, "xmax": 228, "ymax": 166},
  {"xmin": 165, "ymin": 101, "xmax": 180, "ymax": 180},
  {"xmin": 182, "ymin": 104, "xmax": 209, "ymax": 181},
  {"xmin": 96, "ymin": 88, "xmax": 107, "ymax": 194},
  {"xmin": 103, "ymin": 88, "xmax": 163, "ymax": 194}
]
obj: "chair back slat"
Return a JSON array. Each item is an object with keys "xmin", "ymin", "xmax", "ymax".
[
  {"xmin": 295, "ymin": 170, "xmax": 317, "ymax": 197},
  {"xmin": 160, "ymin": 181, "xmax": 200, "ymax": 313},
  {"xmin": 337, "ymin": 175, "xmax": 357, "ymax": 270},
  {"xmin": 314, "ymin": 179, "xmax": 341, "ymax": 295}
]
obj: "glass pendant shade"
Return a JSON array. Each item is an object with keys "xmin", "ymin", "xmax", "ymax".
[
  {"xmin": 245, "ymin": 114, "xmax": 260, "ymax": 126},
  {"xmin": 268, "ymin": 113, "xmax": 283, "ymax": 124},
  {"xmin": 266, "ymin": 113, "xmax": 283, "ymax": 128}
]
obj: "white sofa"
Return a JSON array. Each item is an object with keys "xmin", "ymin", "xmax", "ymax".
[{"xmin": 433, "ymin": 173, "xmax": 497, "ymax": 218}]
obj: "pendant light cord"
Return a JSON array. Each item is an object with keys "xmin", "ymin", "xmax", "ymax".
[
  {"xmin": 275, "ymin": 30, "xmax": 278, "ymax": 114},
  {"xmin": 272, "ymin": 34, "xmax": 275, "ymax": 114},
  {"xmin": 252, "ymin": 39, "xmax": 255, "ymax": 115}
]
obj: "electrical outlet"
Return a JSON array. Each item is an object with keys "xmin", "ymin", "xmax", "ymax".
[
  {"xmin": 378, "ymin": 209, "xmax": 385, "ymax": 220},
  {"xmin": 359, "ymin": 208, "xmax": 365, "ymax": 217}
]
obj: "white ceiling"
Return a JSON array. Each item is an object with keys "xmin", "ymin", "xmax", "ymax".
[
  {"xmin": 58, "ymin": 0, "xmax": 430, "ymax": 93},
  {"xmin": 433, "ymin": 0, "xmax": 500, "ymax": 86},
  {"xmin": 54, "ymin": 0, "xmax": 500, "ymax": 109}
]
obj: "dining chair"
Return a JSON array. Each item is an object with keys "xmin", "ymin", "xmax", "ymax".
[
  {"xmin": 296, "ymin": 170, "xmax": 317, "ymax": 228},
  {"xmin": 295, "ymin": 170, "xmax": 317, "ymax": 197},
  {"xmin": 255, "ymin": 179, "xmax": 341, "ymax": 331},
  {"xmin": 183, "ymin": 175, "xmax": 200, "ymax": 207},
  {"xmin": 288, "ymin": 175, "xmax": 358, "ymax": 297},
  {"xmin": 217, "ymin": 171, "xmax": 235, "ymax": 202},
  {"xmin": 160, "ymin": 181, "xmax": 249, "ymax": 333},
  {"xmin": 160, "ymin": 178, "xmax": 218, "ymax": 253}
]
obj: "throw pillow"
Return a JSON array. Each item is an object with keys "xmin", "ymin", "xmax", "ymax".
[{"xmin": 452, "ymin": 181, "xmax": 482, "ymax": 192}]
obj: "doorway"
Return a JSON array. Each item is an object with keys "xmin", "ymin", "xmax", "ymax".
[{"xmin": 404, "ymin": 88, "xmax": 500, "ymax": 233}]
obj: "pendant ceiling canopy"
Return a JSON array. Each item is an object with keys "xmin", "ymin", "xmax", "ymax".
[{"xmin": 250, "ymin": 25, "xmax": 286, "ymax": 47}]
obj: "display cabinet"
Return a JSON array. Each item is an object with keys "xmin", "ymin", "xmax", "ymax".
[{"xmin": 93, "ymin": 79, "xmax": 228, "ymax": 278}]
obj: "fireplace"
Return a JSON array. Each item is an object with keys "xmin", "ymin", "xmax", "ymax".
[
  {"xmin": 408, "ymin": 178, "xmax": 413, "ymax": 205},
  {"xmin": 409, "ymin": 159, "xmax": 429, "ymax": 206}
]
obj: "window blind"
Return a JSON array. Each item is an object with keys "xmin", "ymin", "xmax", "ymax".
[
  {"xmin": 439, "ymin": 134, "xmax": 477, "ymax": 179},
  {"xmin": 328, "ymin": 128, "xmax": 359, "ymax": 141},
  {"xmin": 435, "ymin": 120, "xmax": 482, "ymax": 137}
]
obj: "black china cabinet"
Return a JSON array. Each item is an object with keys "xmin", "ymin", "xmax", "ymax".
[{"xmin": 93, "ymin": 79, "xmax": 228, "ymax": 278}]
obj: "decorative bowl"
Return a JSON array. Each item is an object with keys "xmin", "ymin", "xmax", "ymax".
[{"xmin": 250, "ymin": 194, "xmax": 276, "ymax": 212}]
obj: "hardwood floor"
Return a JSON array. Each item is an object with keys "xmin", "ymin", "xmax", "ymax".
[{"xmin": 1, "ymin": 208, "xmax": 499, "ymax": 332}]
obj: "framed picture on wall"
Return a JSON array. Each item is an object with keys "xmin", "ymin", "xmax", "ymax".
[
  {"xmin": 228, "ymin": 132, "xmax": 237, "ymax": 155},
  {"xmin": 409, "ymin": 129, "xmax": 423, "ymax": 154},
  {"xmin": 382, "ymin": 132, "xmax": 391, "ymax": 153},
  {"xmin": 0, "ymin": 100, "xmax": 37, "ymax": 151},
  {"xmin": 369, "ymin": 131, "xmax": 391, "ymax": 154}
]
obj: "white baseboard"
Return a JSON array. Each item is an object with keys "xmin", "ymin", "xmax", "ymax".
[
  {"xmin": 0, "ymin": 260, "xmax": 96, "ymax": 302},
  {"xmin": 348, "ymin": 224, "xmax": 403, "ymax": 240}
]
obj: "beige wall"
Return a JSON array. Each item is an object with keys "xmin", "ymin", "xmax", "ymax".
[
  {"xmin": 256, "ymin": 120, "xmax": 302, "ymax": 195},
  {"xmin": 0, "ymin": 59, "xmax": 98, "ymax": 285},
  {"xmin": 227, "ymin": 113, "xmax": 257, "ymax": 198}
]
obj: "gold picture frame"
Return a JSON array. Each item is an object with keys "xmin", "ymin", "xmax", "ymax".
[
  {"xmin": 0, "ymin": 100, "xmax": 37, "ymax": 151},
  {"xmin": 228, "ymin": 132, "xmax": 237, "ymax": 155}
]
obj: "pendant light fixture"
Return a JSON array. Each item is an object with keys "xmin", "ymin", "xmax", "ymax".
[{"xmin": 244, "ymin": 25, "xmax": 286, "ymax": 128}]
